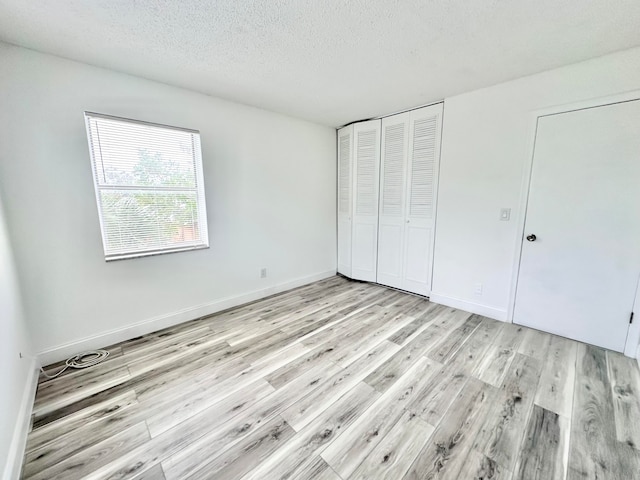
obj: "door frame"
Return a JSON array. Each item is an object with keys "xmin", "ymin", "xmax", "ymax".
[{"xmin": 507, "ymin": 89, "xmax": 640, "ymax": 358}]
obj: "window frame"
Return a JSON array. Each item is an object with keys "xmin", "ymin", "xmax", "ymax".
[{"xmin": 84, "ymin": 112, "xmax": 209, "ymax": 261}]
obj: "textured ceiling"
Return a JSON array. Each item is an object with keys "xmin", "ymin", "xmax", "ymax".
[{"xmin": 1, "ymin": 1, "xmax": 640, "ymax": 126}]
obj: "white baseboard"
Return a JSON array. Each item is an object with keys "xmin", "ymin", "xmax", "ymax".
[
  {"xmin": 429, "ymin": 292, "xmax": 508, "ymax": 322},
  {"xmin": 3, "ymin": 359, "xmax": 38, "ymax": 480},
  {"xmin": 38, "ymin": 269, "xmax": 336, "ymax": 365}
]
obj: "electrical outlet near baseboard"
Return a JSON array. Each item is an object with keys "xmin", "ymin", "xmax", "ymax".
[
  {"xmin": 474, "ymin": 283, "xmax": 483, "ymax": 296},
  {"xmin": 260, "ymin": 268, "xmax": 267, "ymax": 278}
]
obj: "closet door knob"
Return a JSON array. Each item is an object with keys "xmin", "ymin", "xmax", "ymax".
[{"xmin": 526, "ymin": 234, "xmax": 537, "ymax": 242}]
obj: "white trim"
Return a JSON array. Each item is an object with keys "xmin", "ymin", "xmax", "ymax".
[
  {"xmin": 428, "ymin": 101, "xmax": 445, "ymax": 294},
  {"xmin": 429, "ymin": 292, "xmax": 507, "ymax": 322},
  {"xmin": 507, "ymin": 90, "xmax": 640, "ymax": 359},
  {"xmin": 105, "ymin": 244, "xmax": 208, "ymax": 262},
  {"xmin": 2, "ymin": 359, "xmax": 39, "ymax": 480},
  {"xmin": 84, "ymin": 111, "xmax": 200, "ymax": 134},
  {"xmin": 37, "ymin": 270, "xmax": 336, "ymax": 365},
  {"xmin": 506, "ymin": 108, "xmax": 540, "ymax": 325},
  {"xmin": 337, "ymin": 100, "xmax": 445, "ymax": 129},
  {"xmin": 626, "ymin": 275, "xmax": 640, "ymax": 358},
  {"xmin": 529, "ymin": 89, "xmax": 640, "ymax": 120}
]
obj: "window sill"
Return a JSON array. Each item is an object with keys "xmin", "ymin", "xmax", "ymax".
[{"xmin": 105, "ymin": 244, "xmax": 209, "ymax": 262}]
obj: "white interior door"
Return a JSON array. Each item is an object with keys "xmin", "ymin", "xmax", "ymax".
[
  {"xmin": 351, "ymin": 120, "xmax": 381, "ymax": 281},
  {"xmin": 377, "ymin": 113, "xmax": 410, "ymax": 290},
  {"xmin": 402, "ymin": 104, "xmax": 443, "ymax": 295},
  {"xmin": 337, "ymin": 126, "xmax": 353, "ymax": 277},
  {"xmin": 514, "ymin": 100, "xmax": 640, "ymax": 352}
]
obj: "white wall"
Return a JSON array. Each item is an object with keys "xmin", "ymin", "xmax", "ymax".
[
  {"xmin": 0, "ymin": 192, "xmax": 36, "ymax": 478},
  {"xmin": 0, "ymin": 43, "xmax": 337, "ymax": 362},
  {"xmin": 432, "ymin": 45, "xmax": 640, "ymax": 321}
]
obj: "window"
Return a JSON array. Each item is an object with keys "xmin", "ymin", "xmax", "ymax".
[{"xmin": 84, "ymin": 112, "xmax": 209, "ymax": 261}]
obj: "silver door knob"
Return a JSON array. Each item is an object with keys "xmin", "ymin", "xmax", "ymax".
[{"xmin": 526, "ymin": 234, "xmax": 537, "ymax": 242}]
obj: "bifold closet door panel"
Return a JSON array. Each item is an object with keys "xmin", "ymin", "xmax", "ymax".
[
  {"xmin": 377, "ymin": 112, "xmax": 410, "ymax": 290},
  {"xmin": 351, "ymin": 120, "xmax": 381, "ymax": 282},
  {"xmin": 337, "ymin": 125, "xmax": 353, "ymax": 277},
  {"xmin": 402, "ymin": 104, "xmax": 443, "ymax": 295}
]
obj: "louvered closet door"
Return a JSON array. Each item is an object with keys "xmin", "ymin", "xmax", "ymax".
[
  {"xmin": 337, "ymin": 126, "xmax": 353, "ymax": 277},
  {"xmin": 377, "ymin": 112, "xmax": 410, "ymax": 289},
  {"xmin": 402, "ymin": 104, "xmax": 443, "ymax": 295},
  {"xmin": 351, "ymin": 120, "xmax": 381, "ymax": 281}
]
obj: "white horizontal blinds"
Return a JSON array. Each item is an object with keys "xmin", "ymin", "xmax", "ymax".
[
  {"xmin": 381, "ymin": 122, "xmax": 405, "ymax": 216},
  {"xmin": 85, "ymin": 113, "xmax": 208, "ymax": 260},
  {"xmin": 409, "ymin": 115, "xmax": 438, "ymax": 218},
  {"xmin": 355, "ymin": 129, "xmax": 377, "ymax": 216},
  {"xmin": 338, "ymin": 133, "xmax": 352, "ymax": 214}
]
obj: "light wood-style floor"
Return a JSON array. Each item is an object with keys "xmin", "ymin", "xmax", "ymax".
[{"xmin": 23, "ymin": 276, "xmax": 640, "ymax": 479}]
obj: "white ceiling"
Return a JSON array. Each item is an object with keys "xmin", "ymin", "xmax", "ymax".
[{"xmin": 1, "ymin": 1, "xmax": 640, "ymax": 127}]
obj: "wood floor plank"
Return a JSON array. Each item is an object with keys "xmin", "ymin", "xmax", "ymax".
[
  {"xmin": 241, "ymin": 382, "xmax": 379, "ymax": 480},
  {"xmin": 513, "ymin": 405, "xmax": 569, "ymax": 480},
  {"xmin": 311, "ymin": 463, "xmax": 342, "ymax": 480},
  {"xmin": 471, "ymin": 323, "xmax": 525, "ymax": 388},
  {"xmin": 403, "ymin": 297, "xmax": 440, "ymax": 319},
  {"xmin": 387, "ymin": 303, "xmax": 443, "ymax": 345},
  {"xmin": 135, "ymin": 353, "xmax": 250, "ymax": 405},
  {"xmin": 405, "ymin": 366, "xmax": 468, "ymax": 426},
  {"xmin": 32, "ymin": 366, "xmax": 132, "ymax": 419},
  {"xmin": 402, "ymin": 378, "xmax": 497, "ymax": 480},
  {"xmin": 24, "ymin": 422, "xmax": 150, "ymax": 480},
  {"xmin": 112, "ymin": 377, "xmax": 281, "ymax": 479},
  {"xmin": 364, "ymin": 324, "xmax": 448, "ymax": 393},
  {"xmin": 32, "ymin": 346, "xmax": 231, "ymax": 429},
  {"xmin": 426, "ymin": 312, "xmax": 479, "ymax": 364},
  {"xmin": 457, "ymin": 450, "xmax": 513, "ymax": 480},
  {"xmin": 161, "ymin": 362, "xmax": 343, "ymax": 480},
  {"xmin": 280, "ymin": 287, "xmax": 380, "ymax": 338},
  {"xmin": 130, "ymin": 464, "xmax": 166, "ymax": 480},
  {"xmin": 265, "ymin": 283, "xmax": 372, "ymax": 328},
  {"xmin": 446, "ymin": 316, "xmax": 503, "ymax": 375},
  {"xmin": 127, "ymin": 335, "xmax": 227, "ymax": 377},
  {"xmin": 474, "ymin": 353, "xmax": 542, "ymax": 471},
  {"xmin": 534, "ymin": 335, "xmax": 577, "ymax": 418},
  {"xmin": 329, "ymin": 313, "xmax": 413, "ymax": 368},
  {"xmin": 300, "ymin": 306, "xmax": 384, "ymax": 348},
  {"xmin": 517, "ymin": 328, "xmax": 552, "ymax": 360},
  {"xmin": 26, "ymin": 390, "xmax": 138, "ymax": 453},
  {"xmin": 567, "ymin": 344, "xmax": 640, "ymax": 480},
  {"xmin": 281, "ymin": 340, "xmax": 399, "ymax": 431},
  {"xmin": 606, "ymin": 350, "xmax": 640, "ymax": 449},
  {"xmin": 321, "ymin": 356, "xmax": 441, "ymax": 478},
  {"xmin": 288, "ymin": 456, "xmax": 338, "ymax": 480},
  {"xmin": 145, "ymin": 378, "xmax": 276, "ymax": 438},
  {"xmin": 24, "ymin": 395, "xmax": 143, "ymax": 474},
  {"xmin": 179, "ymin": 415, "xmax": 296, "ymax": 480},
  {"xmin": 121, "ymin": 326, "xmax": 212, "ymax": 359},
  {"xmin": 374, "ymin": 290, "xmax": 409, "ymax": 307},
  {"xmin": 265, "ymin": 343, "xmax": 340, "ymax": 390},
  {"xmin": 349, "ymin": 410, "xmax": 435, "ymax": 480}
]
